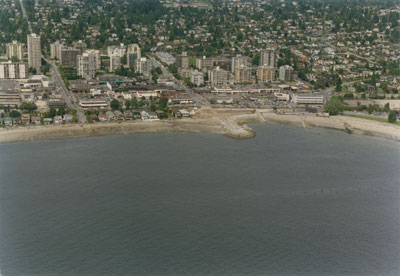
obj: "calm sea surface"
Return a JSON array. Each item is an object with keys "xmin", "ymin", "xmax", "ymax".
[{"xmin": 0, "ymin": 124, "xmax": 399, "ymax": 276}]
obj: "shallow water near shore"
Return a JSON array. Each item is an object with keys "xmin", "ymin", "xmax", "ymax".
[{"xmin": 0, "ymin": 124, "xmax": 399, "ymax": 276}]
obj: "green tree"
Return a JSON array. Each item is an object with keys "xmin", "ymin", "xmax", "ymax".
[
  {"xmin": 383, "ymin": 103, "xmax": 390, "ymax": 113},
  {"xmin": 20, "ymin": 102, "xmax": 37, "ymax": 113},
  {"xmin": 325, "ymin": 98, "xmax": 345, "ymax": 115},
  {"xmin": 155, "ymin": 67, "xmax": 162, "ymax": 75},
  {"xmin": 125, "ymin": 100, "xmax": 131, "ymax": 109},
  {"xmin": 10, "ymin": 110, "xmax": 21, "ymax": 118},
  {"xmin": 57, "ymin": 107, "xmax": 65, "ymax": 116},
  {"xmin": 110, "ymin": 99, "xmax": 120, "ymax": 110},
  {"xmin": 48, "ymin": 107, "xmax": 56, "ymax": 118},
  {"xmin": 367, "ymin": 104, "xmax": 376, "ymax": 114},
  {"xmin": 335, "ymin": 77, "xmax": 342, "ymax": 92},
  {"xmin": 131, "ymin": 97, "xmax": 138, "ymax": 108},
  {"xmin": 388, "ymin": 111, "xmax": 397, "ymax": 123},
  {"xmin": 159, "ymin": 97, "xmax": 168, "ymax": 109}
]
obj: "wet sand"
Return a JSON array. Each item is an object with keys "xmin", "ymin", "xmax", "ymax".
[{"xmin": 0, "ymin": 108, "xmax": 399, "ymax": 143}]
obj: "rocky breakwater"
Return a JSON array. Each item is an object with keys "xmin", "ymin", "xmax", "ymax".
[{"xmin": 220, "ymin": 110, "xmax": 273, "ymax": 138}]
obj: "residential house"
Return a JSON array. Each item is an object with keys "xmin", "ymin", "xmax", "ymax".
[
  {"xmin": 4, "ymin": 117, "xmax": 12, "ymax": 126},
  {"xmin": 63, "ymin": 114, "xmax": 73, "ymax": 123},
  {"xmin": 148, "ymin": 112, "xmax": 159, "ymax": 120},
  {"xmin": 89, "ymin": 114, "xmax": 99, "ymax": 122},
  {"xmin": 113, "ymin": 110, "xmax": 124, "ymax": 120},
  {"xmin": 105, "ymin": 111, "xmax": 116, "ymax": 121},
  {"xmin": 132, "ymin": 111, "xmax": 141, "ymax": 119},
  {"xmin": 141, "ymin": 111, "xmax": 150, "ymax": 120},
  {"xmin": 54, "ymin": 115, "xmax": 63, "ymax": 124},
  {"xmin": 21, "ymin": 114, "xmax": 30, "ymax": 125},
  {"xmin": 123, "ymin": 111, "xmax": 133, "ymax": 120},
  {"xmin": 31, "ymin": 116, "xmax": 41, "ymax": 125},
  {"xmin": 43, "ymin": 118, "xmax": 52, "ymax": 125},
  {"xmin": 13, "ymin": 117, "xmax": 21, "ymax": 125},
  {"xmin": 179, "ymin": 109, "xmax": 190, "ymax": 117},
  {"xmin": 98, "ymin": 113, "xmax": 107, "ymax": 122}
]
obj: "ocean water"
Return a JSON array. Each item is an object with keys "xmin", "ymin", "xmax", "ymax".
[{"xmin": 0, "ymin": 124, "xmax": 399, "ymax": 276}]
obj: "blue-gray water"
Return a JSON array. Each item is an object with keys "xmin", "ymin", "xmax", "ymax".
[{"xmin": 0, "ymin": 124, "xmax": 399, "ymax": 276}]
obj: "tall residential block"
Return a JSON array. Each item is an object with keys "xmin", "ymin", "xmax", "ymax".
[
  {"xmin": 73, "ymin": 40, "xmax": 87, "ymax": 55},
  {"xmin": 0, "ymin": 61, "xmax": 28, "ymax": 79},
  {"xmin": 196, "ymin": 56, "xmax": 214, "ymax": 70},
  {"xmin": 231, "ymin": 55, "xmax": 250, "ymax": 73},
  {"xmin": 208, "ymin": 67, "xmax": 228, "ymax": 87},
  {"xmin": 50, "ymin": 41, "xmax": 64, "ymax": 60},
  {"xmin": 107, "ymin": 44, "xmax": 126, "ymax": 57},
  {"xmin": 77, "ymin": 52, "xmax": 96, "ymax": 79},
  {"xmin": 234, "ymin": 65, "xmax": 252, "ymax": 84},
  {"xmin": 109, "ymin": 55, "xmax": 121, "ymax": 72},
  {"xmin": 127, "ymin": 44, "xmax": 141, "ymax": 68},
  {"xmin": 85, "ymin": 49, "xmax": 101, "ymax": 70},
  {"xmin": 279, "ymin": 65, "xmax": 294, "ymax": 82},
  {"xmin": 190, "ymin": 71, "xmax": 204, "ymax": 87},
  {"xmin": 6, "ymin": 41, "xmax": 24, "ymax": 60},
  {"xmin": 60, "ymin": 48, "xmax": 80, "ymax": 68},
  {"xmin": 257, "ymin": 66, "xmax": 275, "ymax": 83},
  {"xmin": 135, "ymin": 57, "xmax": 152, "ymax": 76},
  {"xmin": 260, "ymin": 48, "xmax": 276, "ymax": 68},
  {"xmin": 175, "ymin": 52, "xmax": 189, "ymax": 69},
  {"xmin": 27, "ymin": 33, "xmax": 41, "ymax": 71}
]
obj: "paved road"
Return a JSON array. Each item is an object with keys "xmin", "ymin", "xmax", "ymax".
[
  {"xmin": 46, "ymin": 59, "xmax": 87, "ymax": 123},
  {"xmin": 323, "ymin": 37, "xmax": 377, "ymax": 66},
  {"xmin": 18, "ymin": 0, "xmax": 32, "ymax": 33},
  {"xmin": 324, "ymin": 80, "xmax": 357, "ymax": 94},
  {"xmin": 150, "ymin": 56, "xmax": 210, "ymax": 107},
  {"xmin": 19, "ymin": 0, "xmax": 86, "ymax": 123}
]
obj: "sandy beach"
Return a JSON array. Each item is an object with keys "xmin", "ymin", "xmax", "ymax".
[{"xmin": 0, "ymin": 108, "xmax": 399, "ymax": 143}]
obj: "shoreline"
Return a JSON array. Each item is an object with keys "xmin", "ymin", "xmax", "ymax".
[{"xmin": 0, "ymin": 108, "xmax": 399, "ymax": 143}]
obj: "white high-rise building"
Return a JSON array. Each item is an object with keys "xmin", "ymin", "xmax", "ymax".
[
  {"xmin": 109, "ymin": 55, "xmax": 121, "ymax": 72},
  {"xmin": 135, "ymin": 57, "xmax": 152, "ymax": 76},
  {"xmin": 260, "ymin": 48, "xmax": 276, "ymax": 68},
  {"xmin": 175, "ymin": 52, "xmax": 189, "ymax": 69},
  {"xmin": 127, "ymin": 44, "xmax": 141, "ymax": 68},
  {"xmin": 231, "ymin": 55, "xmax": 250, "ymax": 73},
  {"xmin": 208, "ymin": 67, "xmax": 228, "ymax": 87},
  {"xmin": 50, "ymin": 41, "xmax": 64, "ymax": 60},
  {"xmin": 279, "ymin": 65, "xmax": 294, "ymax": 82},
  {"xmin": 107, "ymin": 44, "xmax": 126, "ymax": 57},
  {"xmin": 234, "ymin": 65, "xmax": 252, "ymax": 84},
  {"xmin": 257, "ymin": 66, "xmax": 275, "ymax": 83},
  {"xmin": 85, "ymin": 49, "xmax": 101, "ymax": 70},
  {"xmin": 0, "ymin": 61, "xmax": 28, "ymax": 79},
  {"xmin": 6, "ymin": 41, "xmax": 24, "ymax": 60},
  {"xmin": 27, "ymin": 34, "xmax": 41, "ymax": 71},
  {"xmin": 190, "ymin": 71, "xmax": 204, "ymax": 87},
  {"xmin": 77, "ymin": 52, "xmax": 96, "ymax": 79}
]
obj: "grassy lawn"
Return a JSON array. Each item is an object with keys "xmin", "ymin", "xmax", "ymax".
[{"xmin": 343, "ymin": 114, "xmax": 400, "ymax": 125}]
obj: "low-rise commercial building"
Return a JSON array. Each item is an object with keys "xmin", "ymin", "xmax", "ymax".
[
  {"xmin": 0, "ymin": 91, "xmax": 21, "ymax": 107},
  {"xmin": 79, "ymin": 99, "xmax": 108, "ymax": 109},
  {"xmin": 292, "ymin": 94, "xmax": 324, "ymax": 105}
]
